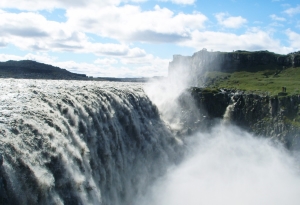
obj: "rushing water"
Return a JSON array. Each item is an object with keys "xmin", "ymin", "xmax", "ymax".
[
  {"xmin": 0, "ymin": 79, "xmax": 181, "ymax": 205},
  {"xmin": 1, "ymin": 79, "xmax": 300, "ymax": 205}
]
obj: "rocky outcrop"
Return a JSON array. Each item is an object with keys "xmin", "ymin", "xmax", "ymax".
[
  {"xmin": 229, "ymin": 93, "xmax": 300, "ymax": 149},
  {"xmin": 189, "ymin": 88, "xmax": 300, "ymax": 150}
]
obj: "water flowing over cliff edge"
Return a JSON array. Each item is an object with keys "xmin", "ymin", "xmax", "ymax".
[
  {"xmin": 1, "ymin": 77, "xmax": 300, "ymax": 205},
  {"xmin": 0, "ymin": 79, "xmax": 181, "ymax": 205}
]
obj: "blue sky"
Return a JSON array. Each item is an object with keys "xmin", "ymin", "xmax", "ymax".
[{"xmin": 0, "ymin": 0, "xmax": 300, "ymax": 77}]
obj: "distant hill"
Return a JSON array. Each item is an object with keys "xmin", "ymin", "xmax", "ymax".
[
  {"xmin": 0, "ymin": 60, "xmax": 162, "ymax": 82},
  {"xmin": 0, "ymin": 60, "xmax": 88, "ymax": 80}
]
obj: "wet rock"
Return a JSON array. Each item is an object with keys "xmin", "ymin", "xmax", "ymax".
[
  {"xmin": 190, "ymin": 89, "xmax": 300, "ymax": 150},
  {"xmin": 0, "ymin": 154, "xmax": 3, "ymax": 166}
]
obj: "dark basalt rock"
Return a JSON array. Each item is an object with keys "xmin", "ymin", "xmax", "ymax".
[
  {"xmin": 189, "ymin": 88, "xmax": 300, "ymax": 150},
  {"xmin": 0, "ymin": 154, "xmax": 3, "ymax": 166}
]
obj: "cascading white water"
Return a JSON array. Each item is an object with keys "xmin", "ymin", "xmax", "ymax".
[
  {"xmin": 0, "ymin": 79, "xmax": 181, "ymax": 205},
  {"xmin": 137, "ymin": 125, "xmax": 300, "ymax": 205},
  {"xmin": 223, "ymin": 95, "xmax": 236, "ymax": 124},
  {"xmin": 1, "ymin": 77, "xmax": 300, "ymax": 205}
]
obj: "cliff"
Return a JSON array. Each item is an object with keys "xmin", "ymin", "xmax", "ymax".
[
  {"xmin": 167, "ymin": 49, "xmax": 300, "ymax": 149},
  {"xmin": 169, "ymin": 50, "xmax": 300, "ymax": 86},
  {"xmin": 189, "ymin": 88, "xmax": 300, "ymax": 150}
]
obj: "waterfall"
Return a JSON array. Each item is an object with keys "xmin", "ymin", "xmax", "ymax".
[
  {"xmin": 2, "ymin": 79, "xmax": 300, "ymax": 205},
  {"xmin": 223, "ymin": 96, "xmax": 236, "ymax": 124},
  {"xmin": 0, "ymin": 79, "xmax": 181, "ymax": 205}
]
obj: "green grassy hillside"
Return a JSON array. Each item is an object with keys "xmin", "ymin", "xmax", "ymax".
[{"xmin": 204, "ymin": 66, "xmax": 300, "ymax": 96}]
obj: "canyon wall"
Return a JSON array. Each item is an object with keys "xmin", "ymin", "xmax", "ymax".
[{"xmin": 189, "ymin": 88, "xmax": 300, "ymax": 150}]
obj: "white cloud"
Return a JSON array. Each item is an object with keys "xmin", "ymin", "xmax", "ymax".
[
  {"xmin": 286, "ymin": 29, "xmax": 300, "ymax": 49},
  {"xmin": 0, "ymin": 39, "xmax": 7, "ymax": 47},
  {"xmin": 181, "ymin": 28, "xmax": 293, "ymax": 54},
  {"xmin": 54, "ymin": 61, "xmax": 121, "ymax": 77},
  {"xmin": 159, "ymin": 0, "xmax": 196, "ymax": 5},
  {"xmin": 215, "ymin": 13, "xmax": 247, "ymax": 29},
  {"xmin": 1, "ymin": 5, "xmax": 206, "ymax": 46},
  {"xmin": 0, "ymin": 11, "xmax": 150, "ymax": 58},
  {"xmin": 270, "ymin": 14, "xmax": 286, "ymax": 21},
  {"xmin": 284, "ymin": 5, "xmax": 300, "ymax": 16},
  {"xmin": 0, "ymin": 0, "xmax": 140, "ymax": 11},
  {"xmin": 56, "ymin": 56, "xmax": 170, "ymax": 77},
  {"xmin": 0, "ymin": 0, "xmax": 83, "ymax": 11},
  {"xmin": 0, "ymin": 3, "xmax": 207, "ymax": 63},
  {"xmin": 0, "ymin": 11, "xmax": 84, "ymax": 51},
  {"xmin": 0, "ymin": 53, "xmax": 57, "ymax": 63},
  {"xmin": 66, "ymin": 5, "xmax": 207, "ymax": 43},
  {"xmin": 0, "ymin": 5, "xmax": 182, "ymax": 77},
  {"xmin": 0, "ymin": 54, "xmax": 23, "ymax": 61}
]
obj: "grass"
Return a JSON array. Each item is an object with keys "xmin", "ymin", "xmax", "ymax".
[
  {"xmin": 204, "ymin": 66, "xmax": 300, "ymax": 96},
  {"xmin": 285, "ymin": 116, "xmax": 300, "ymax": 128}
]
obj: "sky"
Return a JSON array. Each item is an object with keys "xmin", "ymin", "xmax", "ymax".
[{"xmin": 0, "ymin": 0, "xmax": 300, "ymax": 78}]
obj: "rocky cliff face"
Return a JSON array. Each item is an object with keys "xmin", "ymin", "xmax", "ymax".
[
  {"xmin": 189, "ymin": 88, "xmax": 300, "ymax": 150},
  {"xmin": 169, "ymin": 50, "xmax": 300, "ymax": 86}
]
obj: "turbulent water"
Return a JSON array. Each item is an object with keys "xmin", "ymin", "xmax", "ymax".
[
  {"xmin": 137, "ymin": 125, "xmax": 300, "ymax": 205},
  {"xmin": 0, "ymin": 79, "xmax": 181, "ymax": 205},
  {"xmin": 1, "ymin": 79, "xmax": 300, "ymax": 205}
]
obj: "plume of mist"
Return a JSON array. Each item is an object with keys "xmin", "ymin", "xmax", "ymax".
[
  {"xmin": 144, "ymin": 55, "xmax": 200, "ymax": 131},
  {"xmin": 144, "ymin": 51, "xmax": 222, "ymax": 130},
  {"xmin": 137, "ymin": 125, "xmax": 300, "ymax": 205},
  {"xmin": 142, "ymin": 51, "xmax": 300, "ymax": 205}
]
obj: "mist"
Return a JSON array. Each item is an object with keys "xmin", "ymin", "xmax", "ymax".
[
  {"xmin": 144, "ymin": 56, "xmax": 202, "ymax": 132},
  {"xmin": 141, "ymin": 56, "xmax": 300, "ymax": 205},
  {"xmin": 136, "ymin": 125, "xmax": 300, "ymax": 205},
  {"xmin": 2, "ymin": 54, "xmax": 300, "ymax": 205}
]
